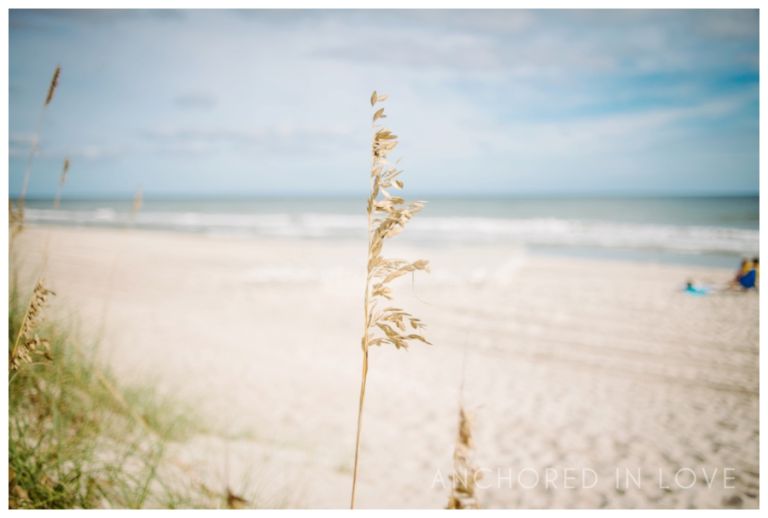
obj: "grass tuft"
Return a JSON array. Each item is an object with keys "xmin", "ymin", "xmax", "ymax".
[{"xmin": 8, "ymin": 278, "xmax": 204, "ymax": 508}]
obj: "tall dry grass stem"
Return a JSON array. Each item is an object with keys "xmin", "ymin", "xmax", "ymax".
[
  {"xmin": 53, "ymin": 158, "xmax": 71, "ymax": 209},
  {"xmin": 447, "ymin": 354, "xmax": 480, "ymax": 509},
  {"xmin": 132, "ymin": 186, "xmax": 143, "ymax": 219},
  {"xmin": 350, "ymin": 91, "xmax": 431, "ymax": 508},
  {"xmin": 14, "ymin": 65, "xmax": 62, "ymax": 231},
  {"xmin": 446, "ymin": 406, "xmax": 480, "ymax": 509}
]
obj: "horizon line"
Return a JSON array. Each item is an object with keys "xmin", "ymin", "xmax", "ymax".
[{"xmin": 14, "ymin": 191, "xmax": 760, "ymax": 202}]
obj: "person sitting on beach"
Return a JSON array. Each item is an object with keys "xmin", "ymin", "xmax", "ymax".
[
  {"xmin": 730, "ymin": 257, "xmax": 757, "ymax": 290},
  {"xmin": 733, "ymin": 258, "xmax": 752, "ymax": 282},
  {"xmin": 729, "ymin": 258, "xmax": 754, "ymax": 289}
]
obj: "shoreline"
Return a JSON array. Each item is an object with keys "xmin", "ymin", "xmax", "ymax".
[{"xmin": 17, "ymin": 222, "xmax": 746, "ymax": 270}]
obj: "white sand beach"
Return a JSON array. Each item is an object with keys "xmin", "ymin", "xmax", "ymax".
[{"xmin": 11, "ymin": 225, "xmax": 759, "ymax": 509}]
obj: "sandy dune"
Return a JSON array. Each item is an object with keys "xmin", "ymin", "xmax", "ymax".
[{"xmin": 12, "ymin": 226, "xmax": 759, "ymax": 508}]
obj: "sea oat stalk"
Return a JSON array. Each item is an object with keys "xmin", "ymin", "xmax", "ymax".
[
  {"xmin": 350, "ymin": 91, "xmax": 431, "ymax": 508},
  {"xmin": 132, "ymin": 186, "xmax": 143, "ymax": 217},
  {"xmin": 10, "ymin": 279, "xmax": 55, "ymax": 371},
  {"xmin": 52, "ymin": 158, "xmax": 70, "ymax": 209},
  {"xmin": 15, "ymin": 65, "xmax": 62, "ymax": 229},
  {"xmin": 447, "ymin": 407, "xmax": 480, "ymax": 509}
]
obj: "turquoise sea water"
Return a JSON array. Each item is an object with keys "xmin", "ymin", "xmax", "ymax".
[{"xmin": 20, "ymin": 196, "xmax": 759, "ymax": 268}]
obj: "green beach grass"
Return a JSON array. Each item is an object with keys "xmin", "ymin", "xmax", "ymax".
[{"xmin": 8, "ymin": 274, "xmax": 213, "ymax": 509}]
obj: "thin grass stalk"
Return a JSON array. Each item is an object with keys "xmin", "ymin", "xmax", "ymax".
[
  {"xmin": 350, "ymin": 91, "xmax": 430, "ymax": 508},
  {"xmin": 52, "ymin": 158, "xmax": 70, "ymax": 209},
  {"xmin": 16, "ymin": 65, "xmax": 61, "ymax": 226},
  {"xmin": 349, "ymin": 301, "xmax": 370, "ymax": 509},
  {"xmin": 350, "ymin": 112, "xmax": 377, "ymax": 510},
  {"xmin": 132, "ymin": 186, "xmax": 143, "ymax": 222}
]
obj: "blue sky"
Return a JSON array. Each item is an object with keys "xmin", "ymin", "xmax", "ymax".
[{"xmin": 9, "ymin": 9, "xmax": 759, "ymax": 197}]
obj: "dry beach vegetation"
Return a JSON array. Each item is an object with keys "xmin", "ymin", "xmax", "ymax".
[{"xmin": 351, "ymin": 91, "xmax": 431, "ymax": 508}]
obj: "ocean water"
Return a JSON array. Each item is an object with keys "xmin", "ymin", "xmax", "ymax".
[{"xmin": 20, "ymin": 196, "xmax": 759, "ymax": 268}]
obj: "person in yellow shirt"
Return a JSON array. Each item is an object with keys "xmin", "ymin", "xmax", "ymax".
[
  {"xmin": 732, "ymin": 258, "xmax": 752, "ymax": 285},
  {"xmin": 730, "ymin": 257, "xmax": 757, "ymax": 290}
]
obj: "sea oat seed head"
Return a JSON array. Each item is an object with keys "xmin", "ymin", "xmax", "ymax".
[
  {"xmin": 45, "ymin": 65, "xmax": 61, "ymax": 106},
  {"xmin": 351, "ymin": 92, "xmax": 431, "ymax": 508},
  {"xmin": 10, "ymin": 279, "xmax": 55, "ymax": 371},
  {"xmin": 447, "ymin": 406, "xmax": 480, "ymax": 509}
]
